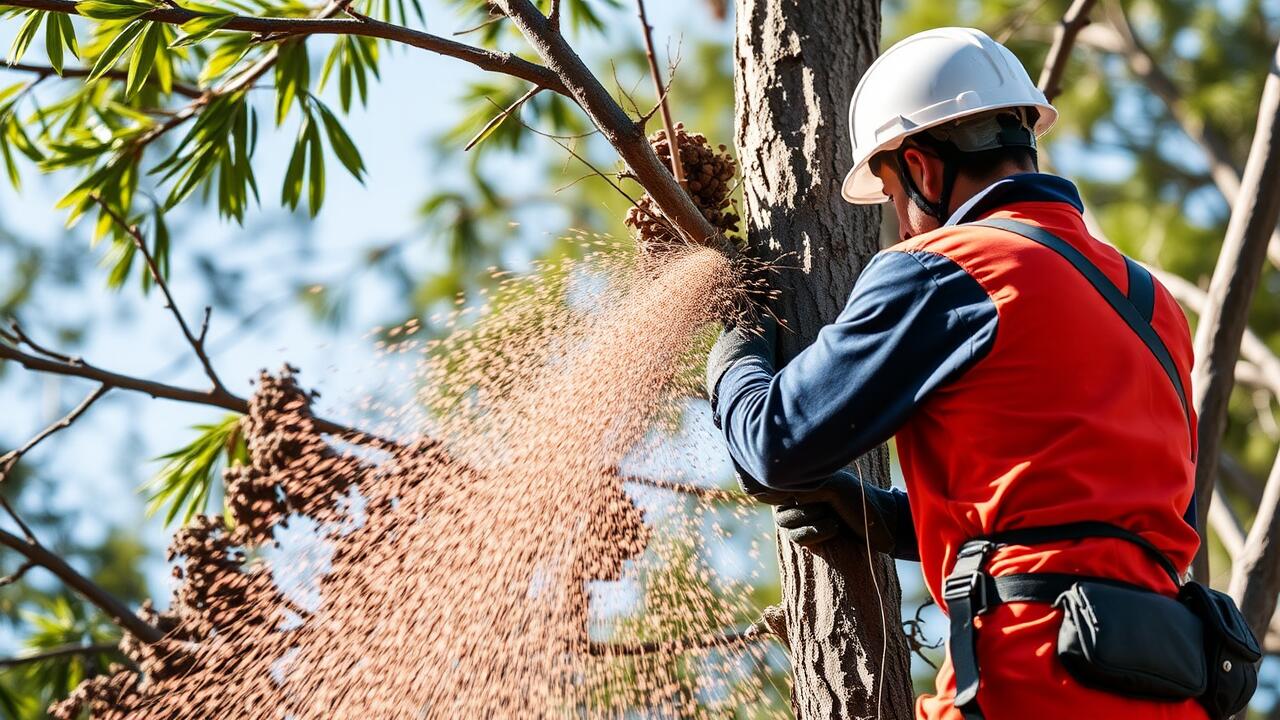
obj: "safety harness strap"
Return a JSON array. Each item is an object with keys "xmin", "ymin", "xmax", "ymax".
[
  {"xmin": 944, "ymin": 219, "xmax": 1191, "ymax": 719},
  {"xmin": 968, "ymin": 218, "xmax": 1193, "ymax": 455}
]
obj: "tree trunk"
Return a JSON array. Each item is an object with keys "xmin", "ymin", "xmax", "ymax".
[{"xmin": 733, "ymin": 2, "xmax": 914, "ymax": 717}]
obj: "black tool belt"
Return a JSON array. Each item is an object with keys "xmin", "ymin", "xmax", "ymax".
[{"xmin": 944, "ymin": 521, "xmax": 1261, "ymax": 720}]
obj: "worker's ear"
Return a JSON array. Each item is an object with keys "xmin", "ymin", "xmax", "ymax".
[{"xmin": 900, "ymin": 146, "xmax": 944, "ymax": 204}]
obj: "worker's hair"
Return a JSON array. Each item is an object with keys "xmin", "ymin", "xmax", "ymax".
[{"xmin": 951, "ymin": 143, "xmax": 1039, "ymax": 181}]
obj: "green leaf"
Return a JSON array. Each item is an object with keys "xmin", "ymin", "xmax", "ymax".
[
  {"xmin": 77, "ymin": 0, "xmax": 159, "ymax": 21},
  {"xmin": 57, "ymin": 12, "xmax": 79, "ymax": 58},
  {"xmin": 172, "ymin": 12, "xmax": 235, "ymax": 47},
  {"xmin": 274, "ymin": 41, "xmax": 309, "ymax": 125},
  {"xmin": 125, "ymin": 21, "xmax": 160, "ymax": 97},
  {"xmin": 312, "ymin": 98, "xmax": 363, "ymax": 181},
  {"xmin": 305, "ymin": 108, "xmax": 323, "ymax": 215},
  {"xmin": 143, "ymin": 414, "xmax": 245, "ymax": 526},
  {"xmin": 281, "ymin": 110, "xmax": 308, "ymax": 209},
  {"xmin": 198, "ymin": 33, "xmax": 250, "ymax": 85},
  {"xmin": 0, "ymin": 125, "xmax": 20, "ymax": 190},
  {"xmin": 7, "ymin": 10, "xmax": 45, "ymax": 65},
  {"xmin": 87, "ymin": 19, "xmax": 147, "ymax": 83},
  {"xmin": 45, "ymin": 10, "xmax": 64, "ymax": 75}
]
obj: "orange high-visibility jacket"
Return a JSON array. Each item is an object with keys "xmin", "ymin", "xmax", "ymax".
[{"xmin": 714, "ymin": 173, "xmax": 1203, "ymax": 719}]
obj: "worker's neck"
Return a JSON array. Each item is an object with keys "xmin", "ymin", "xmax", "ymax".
[{"xmin": 946, "ymin": 165, "xmax": 1035, "ymax": 219}]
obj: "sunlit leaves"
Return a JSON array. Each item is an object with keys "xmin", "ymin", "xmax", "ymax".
[
  {"xmin": 44, "ymin": 13, "xmax": 80, "ymax": 75},
  {"xmin": 144, "ymin": 413, "xmax": 247, "ymax": 527},
  {"xmin": 87, "ymin": 19, "xmax": 147, "ymax": 83},
  {"xmin": 282, "ymin": 95, "xmax": 365, "ymax": 216},
  {"xmin": 151, "ymin": 91, "xmax": 259, "ymax": 220},
  {"xmin": 275, "ymin": 40, "xmax": 310, "ymax": 125},
  {"xmin": 172, "ymin": 3, "xmax": 236, "ymax": 47},
  {"xmin": 77, "ymin": 0, "xmax": 160, "ymax": 22},
  {"xmin": 0, "ymin": 84, "xmax": 44, "ymax": 190},
  {"xmin": 319, "ymin": 34, "xmax": 379, "ymax": 112},
  {"xmin": 14, "ymin": 597, "xmax": 121, "ymax": 710},
  {"xmin": 7, "ymin": 9, "xmax": 47, "ymax": 64}
]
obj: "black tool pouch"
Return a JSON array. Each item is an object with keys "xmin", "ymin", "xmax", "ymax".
[
  {"xmin": 1178, "ymin": 582, "xmax": 1261, "ymax": 718},
  {"xmin": 1054, "ymin": 581, "xmax": 1207, "ymax": 699}
]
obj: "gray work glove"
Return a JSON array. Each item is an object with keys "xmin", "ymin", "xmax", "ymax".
[
  {"xmin": 756, "ymin": 469, "xmax": 918, "ymax": 560},
  {"xmin": 705, "ymin": 314, "xmax": 777, "ymax": 407}
]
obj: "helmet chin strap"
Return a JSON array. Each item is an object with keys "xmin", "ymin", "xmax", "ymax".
[{"xmin": 894, "ymin": 144, "xmax": 961, "ymax": 222}]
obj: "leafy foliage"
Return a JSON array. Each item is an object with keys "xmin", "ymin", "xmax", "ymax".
[{"xmin": 143, "ymin": 413, "xmax": 247, "ymax": 526}]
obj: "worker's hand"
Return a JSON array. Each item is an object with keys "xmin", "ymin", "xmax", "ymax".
[
  {"xmin": 771, "ymin": 470, "xmax": 919, "ymax": 560},
  {"xmin": 705, "ymin": 314, "xmax": 777, "ymax": 407},
  {"xmin": 774, "ymin": 501, "xmax": 842, "ymax": 546}
]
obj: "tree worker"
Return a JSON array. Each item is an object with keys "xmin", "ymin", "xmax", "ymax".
[{"xmin": 705, "ymin": 27, "xmax": 1258, "ymax": 720}]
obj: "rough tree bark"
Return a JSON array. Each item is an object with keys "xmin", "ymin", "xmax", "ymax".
[{"xmin": 734, "ymin": 2, "xmax": 913, "ymax": 717}]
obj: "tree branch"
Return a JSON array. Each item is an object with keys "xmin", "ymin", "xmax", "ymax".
[
  {"xmin": 0, "ymin": 384, "xmax": 108, "ymax": 481},
  {"xmin": 490, "ymin": 0, "xmax": 727, "ymax": 252},
  {"xmin": 2, "ymin": 61, "xmax": 202, "ymax": 99},
  {"xmin": 2, "ymin": 0, "xmax": 569, "ymax": 97},
  {"xmin": 634, "ymin": 0, "xmax": 684, "ymax": 185},
  {"xmin": 0, "ymin": 526, "xmax": 163, "ymax": 643},
  {"xmin": 0, "ymin": 642, "xmax": 119, "ymax": 669},
  {"xmin": 91, "ymin": 195, "xmax": 229, "ymax": 398},
  {"xmin": 1036, "ymin": 0, "xmax": 1098, "ymax": 103},
  {"xmin": 1188, "ymin": 36, "xmax": 1280, "ymax": 581},
  {"xmin": 0, "ymin": 329, "xmax": 396, "ymax": 449},
  {"xmin": 1097, "ymin": 0, "xmax": 1280, "ymax": 268},
  {"xmin": 585, "ymin": 622, "xmax": 765, "ymax": 656},
  {"xmin": 616, "ymin": 472, "xmax": 751, "ymax": 504}
]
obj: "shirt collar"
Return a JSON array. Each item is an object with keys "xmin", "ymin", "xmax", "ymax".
[{"xmin": 944, "ymin": 172, "xmax": 1085, "ymax": 227}]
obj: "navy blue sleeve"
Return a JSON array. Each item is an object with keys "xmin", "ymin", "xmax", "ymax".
[{"xmin": 713, "ymin": 249, "xmax": 998, "ymax": 490}]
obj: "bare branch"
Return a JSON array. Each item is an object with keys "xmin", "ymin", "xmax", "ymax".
[
  {"xmin": 1230, "ymin": 446, "xmax": 1280, "ymax": 638},
  {"xmin": 585, "ymin": 623, "xmax": 766, "ymax": 656},
  {"xmin": 0, "ymin": 331, "xmax": 397, "ymax": 449},
  {"xmin": 1210, "ymin": 482, "xmax": 1246, "ymax": 559},
  {"xmin": 464, "ymin": 86, "xmax": 541, "ymax": 152},
  {"xmin": 4, "ymin": 0, "xmax": 569, "ymax": 97},
  {"xmin": 1036, "ymin": 0, "xmax": 1098, "ymax": 103},
  {"xmin": 1096, "ymin": 1, "xmax": 1280, "ymax": 268},
  {"xmin": 0, "ymin": 526, "xmax": 163, "ymax": 643},
  {"xmin": 616, "ymin": 472, "xmax": 751, "ymax": 504},
  {"xmin": 92, "ymin": 195, "xmax": 230, "ymax": 397},
  {"xmin": 635, "ymin": 0, "xmax": 685, "ymax": 185},
  {"xmin": 0, "ymin": 559, "xmax": 34, "ymax": 588},
  {"xmin": 491, "ymin": 0, "xmax": 727, "ymax": 253},
  {"xmin": 1189, "ymin": 36, "xmax": 1280, "ymax": 582},
  {"xmin": 2, "ymin": 62, "xmax": 202, "ymax": 99},
  {"xmin": 0, "ymin": 642, "xmax": 119, "ymax": 669},
  {"xmin": 0, "ymin": 384, "xmax": 108, "ymax": 481}
]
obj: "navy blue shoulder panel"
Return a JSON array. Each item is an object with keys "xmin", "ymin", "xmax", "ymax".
[
  {"xmin": 713, "ymin": 249, "xmax": 999, "ymax": 490},
  {"xmin": 1125, "ymin": 257, "xmax": 1156, "ymax": 323}
]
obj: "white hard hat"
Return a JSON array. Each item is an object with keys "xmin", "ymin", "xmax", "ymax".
[{"xmin": 841, "ymin": 27, "xmax": 1058, "ymax": 204}]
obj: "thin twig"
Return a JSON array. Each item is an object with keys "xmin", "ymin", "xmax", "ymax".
[
  {"xmin": 0, "ymin": 642, "xmax": 120, "ymax": 670},
  {"xmin": 0, "ymin": 560, "xmax": 34, "ymax": 588},
  {"xmin": 2, "ymin": 62, "xmax": 203, "ymax": 99},
  {"xmin": 91, "ymin": 195, "xmax": 229, "ymax": 397},
  {"xmin": 464, "ymin": 86, "xmax": 541, "ymax": 151},
  {"xmin": 635, "ymin": 0, "xmax": 684, "ymax": 185},
  {"xmin": 0, "ymin": 384, "xmax": 109, "ymax": 481},
  {"xmin": 0, "ymin": 495, "xmax": 37, "ymax": 543}
]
